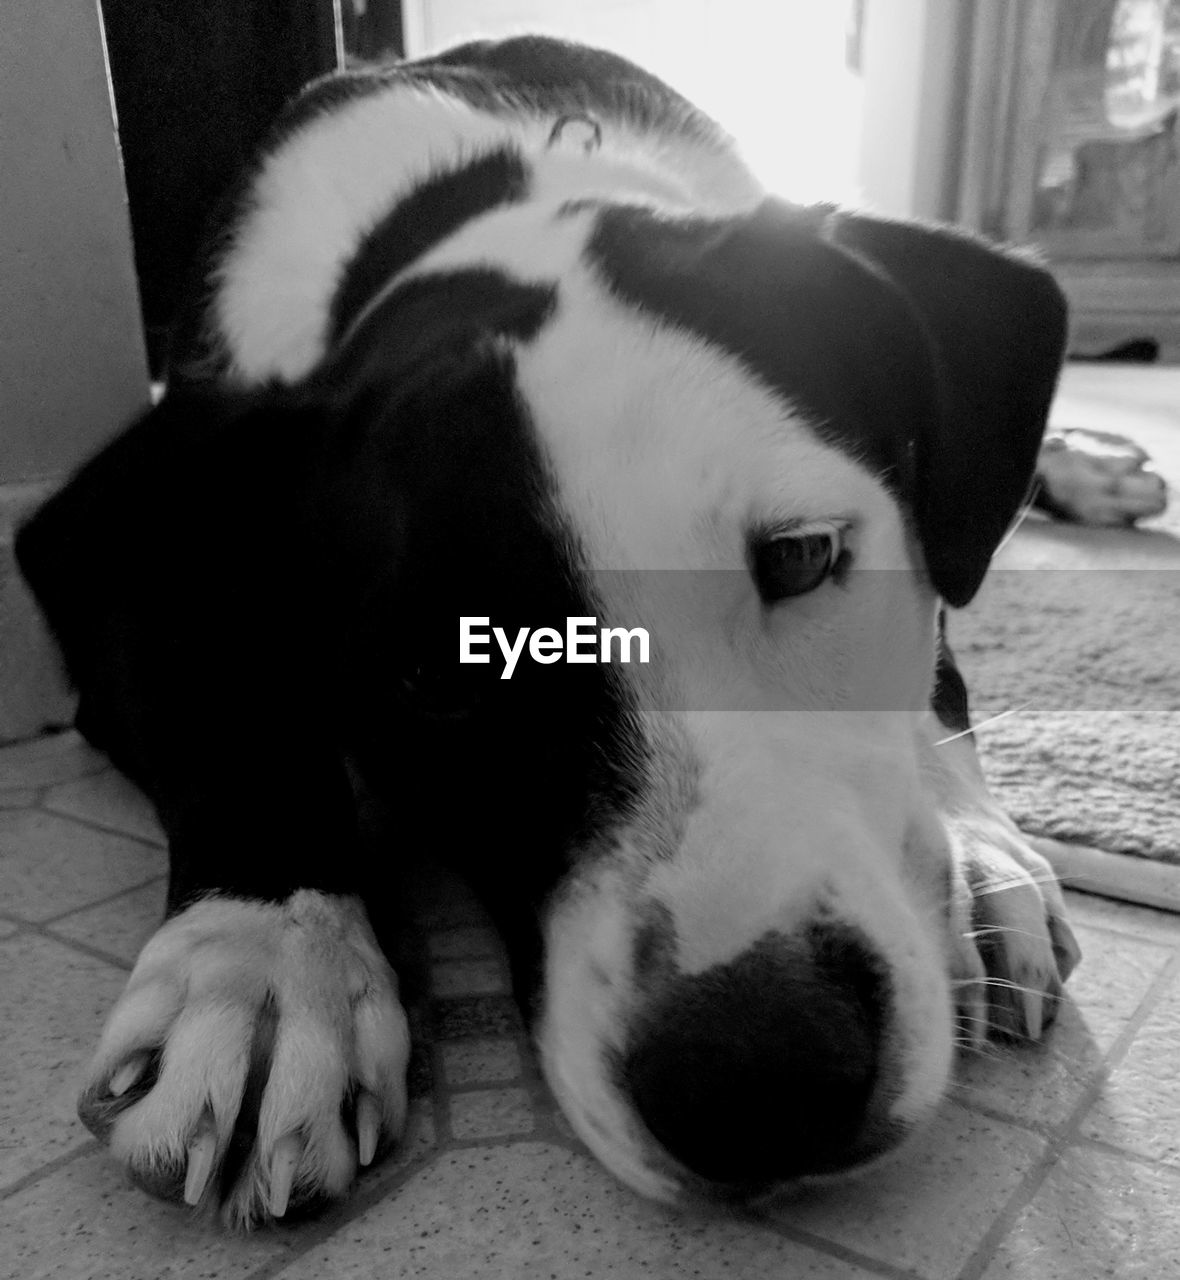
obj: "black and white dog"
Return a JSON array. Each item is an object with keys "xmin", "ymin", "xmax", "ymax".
[{"xmin": 19, "ymin": 36, "xmax": 1082, "ymax": 1227}]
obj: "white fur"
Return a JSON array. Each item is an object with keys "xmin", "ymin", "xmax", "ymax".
[
  {"xmin": 88, "ymin": 892, "xmax": 409, "ymax": 1228},
  {"xmin": 214, "ymin": 80, "xmax": 762, "ymax": 384}
]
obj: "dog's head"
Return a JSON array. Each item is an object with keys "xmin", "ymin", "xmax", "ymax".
[
  {"xmin": 21, "ymin": 193, "xmax": 1065, "ymax": 1204},
  {"xmin": 456, "ymin": 198, "xmax": 1065, "ymax": 1200}
]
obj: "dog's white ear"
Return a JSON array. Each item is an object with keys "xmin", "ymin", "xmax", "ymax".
[{"xmin": 831, "ymin": 214, "xmax": 1068, "ymax": 608}]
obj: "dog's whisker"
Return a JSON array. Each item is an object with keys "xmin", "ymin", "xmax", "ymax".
[
  {"xmin": 953, "ymin": 1015, "xmax": 995, "ymax": 1031},
  {"xmin": 966, "ymin": 924, "xmax": 1049, "ymax": 943},
  {"xmin": 990, "ymin": 503, "xmax": 1032, "ymax": 557},
  {"xmin": 952, "ymin": 1046, "xmax": 1009, "ymax": 1066},
  {"xmin": 963, "ymin": 873, "xmax": 1058, "ymax": 899},
  {"xmin": 935, "ymin": 701, "xmax": 1033, "ymax": 746},
  {"xmin": 955, "ymin": 975, "xmax": 1052, "ymax": 996}
]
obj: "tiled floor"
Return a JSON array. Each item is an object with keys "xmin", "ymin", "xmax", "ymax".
[{"xmin": 2, "ymin": 730, "xmax": 1180, "ymax": 1279}]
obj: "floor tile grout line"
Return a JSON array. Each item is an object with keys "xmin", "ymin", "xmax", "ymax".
[
  {"xmin": 950, "ymin": 1140, "xmax": 1071, "ymax": 1280},
  {"xmin": 413, "ymin": 961, "xmax": 1094, "ymax": 1280},
  {"xmin": 954, "ymin": 925, "xmax": 1180, "ymax": 1139},
  {"xmin": 1032, "ymin": 944, "xmax": 1180, "ymax": 1164},
  {"xmin": 428, "ymin": 951, "xmax": 503, "ymax": 966},
  {"xmin": 953, "ymin": 947, "xmax": 1180, "ymax": 1280},
  {"xmin": 240, "ymin": 1115, "xmax": 455, "ymax": 1280},
  {"xmin": 244, "ymin": 1132, "xmax": 926, "ymax": 1280},
  {"xmin": 437, "ymin": 1129, "xmax": 542, "ymax": 1152},
  {"xmin": 441, "ymin": 1073, "xmax": 527, "ymax": 1095},
  {"xmin": 430, "ymin": 1038, "xmax": 460, "ymax": 1146},
  {"xmin": 1065, "ymin": 947, "xmax": 1180, "ymax": 1088},
  {"xmin": 0, "ymin": 1139, "xmax": 102, "ymax": 1203},
  {"xmin": 430, "ymin": 1022, "xmax": 541, "ymax": 1142},
  {"xmin": 35, "ymin": 801, "xmax": 166, "ymax": 850},
  {"xmin": 952, "ymin": 1094, "xmax": 1058, "ymax": 1139},
  {"xmin": 424, "ymin": 1011, "xmax": 930, "ymax": 1280},
  {"xmin": 0, "ymin": 761, "xmax": 114, "ymax": 792},
  {"xmin": 0, "ymin": 792, "xmax": 39, "ymax": 808},
  {"xmin": 1068, "ymin": 914, "xmax": 1180, "ymax": 949},
  {"xmin": 1073, "ymin": 1132, "xmax": 1180, "ymax": 1176},
  {"xmin": 753, "ymin": 1219, "xmax": 929, "ymax": 1280},
  {"xmin": 33, "ymin": 873, "xmax": 167, "ymax": 927},
  {"xmin": 17, "ymin": 919, "xmax": 138, "ymax": 971}
]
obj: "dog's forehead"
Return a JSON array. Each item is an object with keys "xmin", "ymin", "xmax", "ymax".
[
  {"xmin": 324, "ymin": 178, "xmax": 945, "ymax": 579},
  {"xmin": 480, "ymin": 213, "xmax": 916, "ymax": 571},
  {"xmin": 583, "ymin": 200, "xmax": 939, "ymax": 495},
  {"xmin": 515, "ymin": 295, "xmax": 882, "ymax": 575}
]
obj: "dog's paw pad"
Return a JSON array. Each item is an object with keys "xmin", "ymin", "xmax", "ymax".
[{"xmin": 1038, "ymin": 426, "xmax": 1168, "ymax": 525}]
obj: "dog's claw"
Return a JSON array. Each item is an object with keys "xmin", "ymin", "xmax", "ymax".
[
  {"xmin": 268, "ymin": 1134, "xmax": 302, "ymax": 1218},
  {"xmin": 1048, "ymin": 913, "xmax": 1083, "ymax": 984},
  {"xmin": 183, "ymin": 1115, "xmax": 218, "ymax": 1206},
  {"xmin": 108, "ymin": 1053, "xmax": 149, "ymax": 1098},
  {"xmin": 1020, "ymin": 989, "xmax": 1043, "ymax": 1042},
  {"xmin": 356, "ymin": 1091, "xmax": 380, "ymax": 1167}
]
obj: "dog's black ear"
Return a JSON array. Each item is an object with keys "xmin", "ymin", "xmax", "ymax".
[
  {"xmin": 17, "ymin": 385, "xmax": 306, "ymax": 626},
  {"xmin": 15, "ymin": 385, "xmax": 323, "ymax": 753},
  {"xmin": 831, "ymin": 214, "xmax": 1068, "ymax": 607}
]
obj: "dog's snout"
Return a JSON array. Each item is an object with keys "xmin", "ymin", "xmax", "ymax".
[{"xmin": 621, "ymin": 925, "xmax": 890, "ymax": 1188}]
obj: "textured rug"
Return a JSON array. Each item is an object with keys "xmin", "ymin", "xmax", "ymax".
[
  {"xmin": 953, "ymin": 559, "xmax": 1179, "ymax": 863},
  {"xmin": 949, "ymin": 364, "xmax": 1180, "ymax": 909}
]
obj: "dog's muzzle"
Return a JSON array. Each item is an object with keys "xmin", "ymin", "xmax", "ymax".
[{"xmin": 619, "ymin": 923, "xmax": 897, "ymax": 1192}]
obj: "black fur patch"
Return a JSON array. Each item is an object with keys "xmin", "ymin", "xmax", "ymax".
[
  {"xmin": 586, "ymin": 200, "xmax": 938, "ymax": 501},
  {"xmin": 589, "ymin": 199, "xmax": 1067, "ymax": 609},
  {"xmin": 619, "ymin": 923, "xmax": 892, "ymax": 1187},
  {"xmin": 326, "ymin": 267, "xmax": 555, "ymax": 386},
  {"xmin": 271, "ymin": 33, "xmax": 723, "ymax": 144},
  {"xmin": 18, "ymin": 268, "xmax": 646, "ymax": 1006},
  {"xmin": 631, "ymin": 900, "xmax": 678, "ymax": 984},
  {"xmin": 329, "ymin": 148, "xmax": 532, "ymax": 343},
  {"xmin": 931, "ymin": 609, "xmax": 972, "ymax": 734},
  {"xmin": 410, "ymin": 35, "xmax": 724, "ymax": 144}
]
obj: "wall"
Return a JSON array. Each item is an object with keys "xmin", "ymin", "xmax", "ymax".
[
  {"xmin": 0, "ymin": 0, "xmax": 149, "ymax": 740},
  {"xmin": 857, "ymin": 0, "xmax": 968, "ymax": 220}
]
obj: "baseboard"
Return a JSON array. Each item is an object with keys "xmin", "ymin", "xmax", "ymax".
[
  {"xmin": 1032, "ymin": 835, "xmax": 1180, "ymax": 915},
  {"xmin": 0, "ymin": 480, "xmax": 76, "ymax": 744}
]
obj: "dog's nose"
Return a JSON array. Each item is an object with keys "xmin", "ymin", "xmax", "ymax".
[{"xmin": 621, "ymin": 925, "xmax": 889, "ymax": 1188}]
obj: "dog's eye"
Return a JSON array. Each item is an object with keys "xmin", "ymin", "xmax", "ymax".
[{"xmin": 751, "ymin": 529, "xmax": 844, "ymax": 603}]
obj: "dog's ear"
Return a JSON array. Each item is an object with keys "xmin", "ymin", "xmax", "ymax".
[
  {"xmin": 15, "ymin": 385, "xmax": 324, "ymax": 742},
  {"xmin": 831, "ymin": 214, "xmax": 1068, "ymax": 607}
]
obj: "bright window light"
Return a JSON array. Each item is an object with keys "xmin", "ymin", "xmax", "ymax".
[{"xmin": 407, "ymin": 0, "xmax": 864, "ymax": 205}]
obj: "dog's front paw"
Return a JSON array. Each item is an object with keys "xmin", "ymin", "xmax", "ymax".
[
  {"xmin": 77, "ymin": 890, "xmax": 410, "ymax": 1229},
  {"xmin": 950, "ymin": 814, "xmax": 1082, "ymax": 1046},
  {"xmin": 1037, "ymin": 426, "xmax": 1167, "ymax": 525}
]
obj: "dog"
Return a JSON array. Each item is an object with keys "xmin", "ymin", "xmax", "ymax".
[{"xmin": 17, "ymin": 35, "xmax": 1082, "ymax": 1227}]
